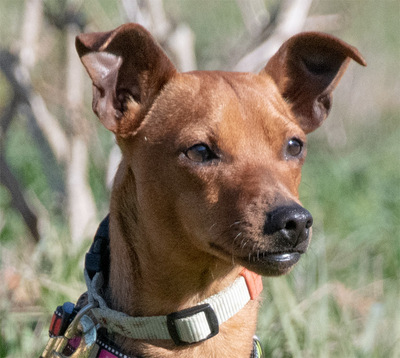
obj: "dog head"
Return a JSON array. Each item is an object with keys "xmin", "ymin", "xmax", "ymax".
[{"xmin": 76, "ymin": 24, "xmax": 365, "ymax": 276}]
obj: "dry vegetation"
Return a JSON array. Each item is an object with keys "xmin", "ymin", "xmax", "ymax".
[{"xmin": 0, "ymin": 1, "xmax": 399, "ymax": 357}]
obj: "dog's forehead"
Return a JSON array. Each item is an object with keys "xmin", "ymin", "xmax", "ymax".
[{"xmin": 146, "ymin": 71, "xmax": 303, "ymax": 148}]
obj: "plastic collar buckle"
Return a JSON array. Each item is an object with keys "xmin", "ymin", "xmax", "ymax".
[{"xmin": 166, "ymin": 303, "xmax": 219, "ymax": 346}]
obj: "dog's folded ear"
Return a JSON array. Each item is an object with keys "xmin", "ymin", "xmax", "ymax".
[
  {"xmin": 76, "ymin": 23, "xmax": 176, "ymax": 136},
  {"xmin": 262, "ymin": 32, "xmax": 366, "ymax": 133}
]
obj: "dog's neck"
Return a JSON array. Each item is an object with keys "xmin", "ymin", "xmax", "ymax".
[
  {"xmin": 108, "ymin": 214, "xmax": 242, "ymax": 314},
  {"xmin": 105, "ymin": 162, "xmax": 259, "ymax": 357}
]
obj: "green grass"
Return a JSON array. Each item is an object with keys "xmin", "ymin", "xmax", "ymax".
[{"xmin": 1, "ymin": 0, "xmax": 399, "ymax": 357}]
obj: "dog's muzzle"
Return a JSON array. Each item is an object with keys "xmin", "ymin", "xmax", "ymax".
[{"xmin": 236, "ymin": 203, "xmax": 313, "ymax": 276}]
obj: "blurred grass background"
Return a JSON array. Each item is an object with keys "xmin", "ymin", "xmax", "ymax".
[{"xmin": 0, "ymin": 0, "xmax": 399, "ymax": 357}]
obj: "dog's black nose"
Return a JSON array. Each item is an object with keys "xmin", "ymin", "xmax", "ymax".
[{"xmin": 264, "ymin": 204, "xmax": 313, "ymax": 248}]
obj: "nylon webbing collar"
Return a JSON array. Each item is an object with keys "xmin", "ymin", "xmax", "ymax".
[
  {"xmin": 48, "ymin": 307, "xmax": 263, "ymax": 357},
  {"xmin": 85, "ymin": 215, "xmax": 263, "ymax": 346},
  {"xmin": 85, "ymin": 269, "xmax": 262, "ymax": 345}
]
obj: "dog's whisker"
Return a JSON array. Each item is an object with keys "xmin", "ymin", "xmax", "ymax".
[
  {"xmin": 209, "ymin": 223, "xmax": 217, "ymax": 232},
  {"xmin": 239, "ymin": 237, "xmax": 248, "ymax": 249},
  {"xmin": 229, "ymin": 221, "xmax": 241, "ymax": 228},
  {"xmin": 232, "ymin": 232, "xmax": 243, "ymax": 245},
  {"xmin": 236, "ymin": 237, "xmax": 249, "ymax": 257}
]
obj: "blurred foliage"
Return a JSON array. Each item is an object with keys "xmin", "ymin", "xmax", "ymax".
[{"xmin": 0, "ymin": 0, "xmax": 399, "ymax": 357}]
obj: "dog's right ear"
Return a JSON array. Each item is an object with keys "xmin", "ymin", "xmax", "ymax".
[{"xmin": 76, "ymin": 23, "xmax": 176, "ymax": 136}]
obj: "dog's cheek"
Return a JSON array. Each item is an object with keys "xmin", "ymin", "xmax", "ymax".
[
  {"xmin": 173, "ymin": 190, "xmax": 215, "ymax": 250},
  {"xmin": 169, "ymin": 170, "xmax": 232, "ymax": 249}
]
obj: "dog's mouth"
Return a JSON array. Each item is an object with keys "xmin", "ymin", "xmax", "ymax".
[
  {"xmin": 238, "ymin": 251, "xmax": 301, "ymax": 276},
  {"xmin": 209, "ymin": 243, "xmax": 303, "ymax": 276}
]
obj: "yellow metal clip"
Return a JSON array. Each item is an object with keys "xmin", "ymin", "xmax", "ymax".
[{"xmin": 40, "ymin": 304, "xmax": 99, "ymax": 358}]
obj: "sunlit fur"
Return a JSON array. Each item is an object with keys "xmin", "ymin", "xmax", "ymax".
[{"xmin": 76, "ymin": 23, "xmax": 365, "ymax": 357}]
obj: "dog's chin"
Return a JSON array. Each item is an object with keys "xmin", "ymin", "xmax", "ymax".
[{"xmin": 209, "ymin": 243, "xmax": 303, "ymax": 276}]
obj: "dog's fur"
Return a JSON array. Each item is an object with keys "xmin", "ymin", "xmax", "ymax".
[{"xmin": 76, "ymin": 24, "xmax": 365, "ymax": 357}]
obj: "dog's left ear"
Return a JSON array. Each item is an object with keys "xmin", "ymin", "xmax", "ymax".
[
  {"xmin": 76, "ymin": 23, "xmax": 176, "ymax": 136},
  {"xmin": 262, "ymin": 32, "xmax": 366, "ymax": 133}
]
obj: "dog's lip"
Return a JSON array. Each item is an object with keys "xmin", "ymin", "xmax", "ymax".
[
  {"xmin": 241, "ymin": 251, "xmax": 301, "ymax": 267},
  {"xmin": 209, "ymin": 243, "xmax": 303, "ymax": 276},
  {"xmin": 238, "ymin": 251, "xmax": 301, "ymax": 276},
  {"xmin": 258, "ymin": 252, "xmax": 300, "ymax": 263}
]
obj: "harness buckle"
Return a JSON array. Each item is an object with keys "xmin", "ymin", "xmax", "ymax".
[
  {"xmin": 166, "ymin": 303, "xmax": 219, "ymax": 346},
  {"xmin": 40, "ymin": 304, "xmax": 99, "ymax": 358}
]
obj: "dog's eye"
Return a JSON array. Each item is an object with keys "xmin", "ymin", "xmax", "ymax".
[
  {"xmin": 185, "ymin": 144, "xmax": 217, "ymax": 163},
  {"xmin": 286, "ymin": 138, "xmax": 303, "ymax": 157}
]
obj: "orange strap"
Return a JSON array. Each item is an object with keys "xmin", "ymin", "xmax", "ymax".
[{"xmin": 240, "ymin": 269, "xmax": 263, "ymax": 300}]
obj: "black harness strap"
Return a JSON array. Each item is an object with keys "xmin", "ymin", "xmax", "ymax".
[{"xmin": 85, "ymin": 215, "xmax": 110, "ymax": 281}]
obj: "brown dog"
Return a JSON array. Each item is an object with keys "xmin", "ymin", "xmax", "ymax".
[{"xmin": 75, "ymin": 23, "xmax": 365, "ymax": 357}]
